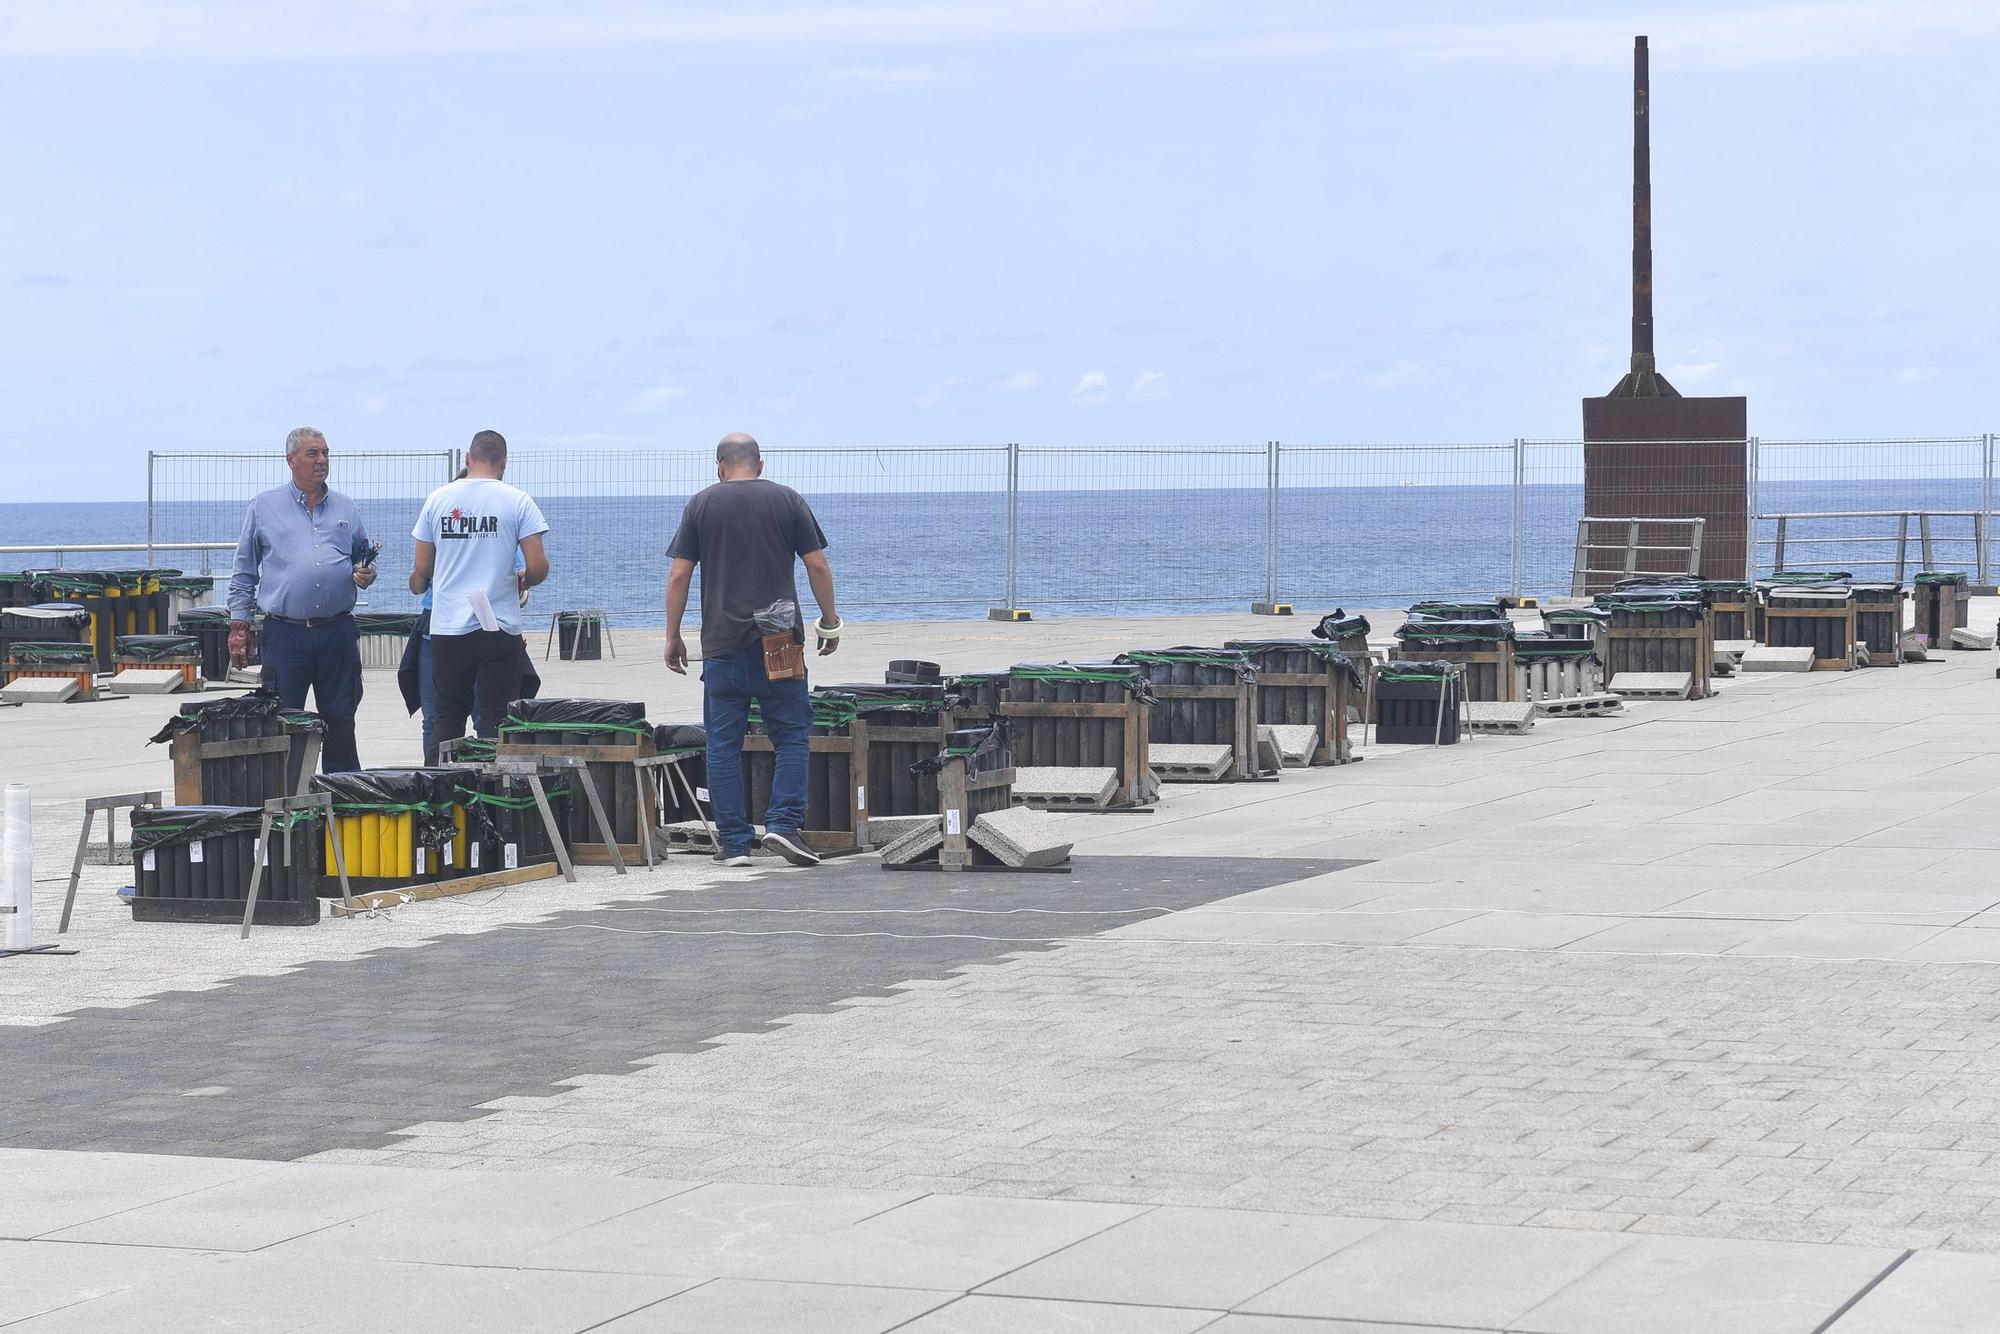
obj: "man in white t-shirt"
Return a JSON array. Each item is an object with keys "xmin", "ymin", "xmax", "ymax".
[{"xmin": 409, "ymin": 430, "xmax": 550, "ymax": 761}]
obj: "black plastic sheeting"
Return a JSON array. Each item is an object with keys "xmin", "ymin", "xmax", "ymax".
[
  {"xmin": 653, "ymin": 723, "xmax": 707, "ymax": 753},
  {"xmin": 149, "ymin": 689, "xmax": 324, "ymax": 745},
  {"xmin": 1408, "ymin": 599, "xmax": 1507, "ymax": 621},
  {"xmin": 912, "ymin": 721, "xmax": 1009, "ymax": 777},
  {"xmin": 1514, "ymin": 638, "xmax": 1601, "ymax": 660},
  {"xmin": 310, "ymin": 768, "xmax": 469, "ymax": 845},
  {"xmin": 818, "ymin": 682, "xmax": 959, "ymax": 712},
  {"xmin": 1376, "ymin": 659, "xmax": 1463, "ymax": 683},
  {"xmin": 500, "ymin": 698, "xmax": 651, "ymax": 741},
  {"xmin": 355, "ymin": 612, "xmax": 421, "ymax": 635},
  {"xmin": 1007, "ymin": 661, "xmax": 1159, "ymax": 704},
  {"xmin": 1310, "ymin": 609, "xmax": 1371, "ymax": 641},
  {"xmin": 1393, "ymin": 618, "xmax": 1517, "ymax": 643},
  {"xmin": 1116, "ymin": 647, "xmax": 1257, "ymax": 681},
  {"xmin": 885, "ymin": 659, "xmax": 941, "ymax": 683},
  {"xmin": 130, "ymin": 805, "xmax": 265, "ymax": 853},
  {"xmin": 1915, "ymin": 571, "xmax": 1969, "ymax": 587},
  {"xmin": 116, "ymin": 635, "xmax": 199, "ymax": 660},
  {"xmin": 1223, "ymin": 639, "xmax": 1367, "ymax": 689}
]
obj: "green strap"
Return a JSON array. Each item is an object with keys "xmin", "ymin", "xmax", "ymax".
[
  {"xmin": 457, "ymin": 786, "xmax": 571, "ymax": 810},
  {"xmin": 326, "ymin": 800, "xmax": 446, "ymax": 815}
]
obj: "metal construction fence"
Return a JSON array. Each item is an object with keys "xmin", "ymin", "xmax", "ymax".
[{"xmin": 128, "ymin": 436, "xmax": 1998, "ymax": 622}]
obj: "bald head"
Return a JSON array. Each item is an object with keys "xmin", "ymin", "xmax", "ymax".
[{"xmin": 716, "ymin": 432, "xmax": 763, "ymax": 479}]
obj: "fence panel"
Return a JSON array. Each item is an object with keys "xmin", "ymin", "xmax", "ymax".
[
  {"xmin": 147, "ymin": 450, "xmax": 456, "ymax": 600},
  {"xmin": 1751, "ymin": 437, "xmax": 1987, "ymax": 578},
  {"xmin": 1276, "ymin": 443, "xmax": 1517, "ymax": 608},
  {"xmin": 1015, "ymin": 445, "xmax": 1267, "ymax": 614}
]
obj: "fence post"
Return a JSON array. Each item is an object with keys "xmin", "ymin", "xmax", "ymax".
[
  {"xmin": 1744, "ymin": 436, "xmax": 1760, "ymax": 580},
  {"xmin": 145, "ymin": 451, "xmax": 156, "ymax": 565},
  {"xmin": 1982, "ymin": 432, "xmax": 1994, "ymax": 585},
  {"xmin": 1004, "ymin": 442, "xmax": 1019, "ymax": 612},
  {"xmin": 1265, "ymin": 440, "xmax": 1279, "ymax": 606},
  {"xmin": 1509, "ymin": 438, "xmax": 1525, "ymax": 600}
]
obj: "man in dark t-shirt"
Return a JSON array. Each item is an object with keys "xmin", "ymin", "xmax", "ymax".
[{"xmin": 666, "ymin": 433, "xmax": 842, "ymax": 868}]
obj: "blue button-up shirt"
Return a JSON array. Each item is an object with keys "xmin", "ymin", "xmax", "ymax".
[{"xmin": 227, "ymin": 483, "xmax": 372, "ymax": 622}]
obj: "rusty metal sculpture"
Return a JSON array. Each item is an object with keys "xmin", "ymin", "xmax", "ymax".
[{"xmin": 1608, "ymin": 36, "xmax": 1677, "ymax": 398}]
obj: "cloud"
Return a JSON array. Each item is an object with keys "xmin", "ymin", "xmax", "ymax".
[
  {"xmin": 14, "ymin": 273, "xmax": 71, "ymax": 289},
  {"xmin": 630, "ymin": 384, "xmax": 689, "ymax": 412},
  {"xmin": 1895, "ymin": 366, "xmax": 1939, "ymax": 383},
  {"xmin": 1129, "ymin": 369, "xmax": 1170, "ymax": 403},
  {"xmin": 1666, "ymin": 361, "xmax": 1722, "ymax": 384},
  {"xmin": 914, "ymin": 377, "xmax": 959, "ymax": 408},
  {"xmin": 1070, "ymin": 370, "xmax": 1110, "ymax": 405},
  {"xmin": 998, "ymin": 368, "xmax": 1040, "ymax": 394}
]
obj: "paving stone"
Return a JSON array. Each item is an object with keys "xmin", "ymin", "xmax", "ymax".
[
  {"xmin": 1014, "ymin": 767, "xmax": 1118, "ymax": 808},
  {"xmin": 1950, "ymin": 627, "xmax": 1994, "ymax": 650},
  {"xmin": 1465, "ymin": 701, "xmax": 1535, "ymax": 734},
  {"xmin": 105, "ymin": 669, "xmax": 188, "ymax": 695},
  {"xmin": 591, "ymin": 1277, "xmax": 951, "ymax": 1333},
  {"xmin": 0, "ymin": 677, "xmax": 78, "ymax": 704},
  {"xmin": 1149, "ymin": 744, "xmax": 1234, "ymax": 782},
  {"xmin": 900, "ymin": 1295, "xmax": 1221, "ymax": 1333},
  {"xmin": 880, "ymin": 819, "xmax": 945, "ymax": 866},
  {"xmin": 1830, "ymin": 1250, "xmax": 2000, "ymax": 1333},
  {"xmin": 867, "ymin": 814, "xmax": 939, "ymax": 850},
  {"xmin": 1740, "ymin": 646, "xmax": 1817, "ymax": 673},
  {"xmin": 1608, "ymin": 671, "xmax": 1696, "ymax": 697},
  {"xmin": 967, "ymin": 808, "xmax": 1073, "ymax": 868},
  {"xmin": 1256, "ymin": 724, "xmax": 1319, "ymax": 767}
]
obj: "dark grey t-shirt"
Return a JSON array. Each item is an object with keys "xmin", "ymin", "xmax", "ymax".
[{"xmin": 666, "ymin": 479, "xmax": 828, "ymax": 658}]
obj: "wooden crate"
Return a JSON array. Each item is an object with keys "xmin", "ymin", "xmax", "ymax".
[
  {"xmin": 740, "ymin": 696, "xmax": 866, "ymax": 854},
  {"xmin": 934, "ymin": 731, "xmax": 1017, "ymax": 871},
  {"xmin": 1118, "ymin": 648, "xmax": 1262, "ymax": 779},
  {"xmin": 1599, "ymin": 596, "xmax": 1715, "ymax": 698},
  {"xmin": 497, "ymin": 737, "xmax": 658, "ymax": 863},
  {"xmin": 823, "ymin": 684, "xmax": 956, "ymax": 822},
  {"xmin": 1000, "ymin": 663, "xmax": 1153, "ymax": 808},
  {"xmin": 1915, "ymin": 572, "xmax": 1969, "ymax": 648},
  {"xmin": 1700, "ymin": 583, "xmax": 1755, "ymax": 642},
  {"xmin": 1389, "ymin": 620, "xmax": 1517, "ymax": 703},
  {"xmin": 1224, "ymin": 639, "xmax": 1361, "ymax": 765},
  {"xmin": 1850, "ymin": 583, "xmax": 1905, "ymax": 668},
  {"xmin": 1762, "ymin": 587, "xmax": 1857, "ymax": 671}
]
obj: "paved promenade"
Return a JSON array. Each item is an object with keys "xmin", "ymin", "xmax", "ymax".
[{"xmin": 5, "ymin": 608, "xmax": 2000, "ymax": 1330}]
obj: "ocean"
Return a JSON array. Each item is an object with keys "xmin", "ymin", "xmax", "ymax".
[{"xmin": 0, "ymin": 476, "xmax": 1984, "ymax": 624}]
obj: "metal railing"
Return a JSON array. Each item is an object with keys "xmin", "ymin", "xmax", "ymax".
[
  {"xmin": 0, "ymin": 541, "xmax": 235, "ymax": 575},
  {"xmin": 1758, "ymin": 510, "xmax": 1988, "ymax": 584},
  {"xmin": 95, "ymin": 435, "xmax": 2000, "ymax": 622},
  {"xmin": 1570, "ymin": 517, "xmax": 1705, "ymax": 595}
]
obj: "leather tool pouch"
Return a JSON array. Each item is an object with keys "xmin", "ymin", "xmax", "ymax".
[{"xmin": 762, "ymin": 632, "xmax": 806, "ymax": 681}]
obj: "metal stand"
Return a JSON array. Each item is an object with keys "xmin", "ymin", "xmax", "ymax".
[
  {"xmin": 241, "ymin": 792, "xmax": 351, "ymax": 939},
  {"xmin": 476, "ymin": 758, "xmax": 583, "ymax": 883},
  {"xmin": 59, "ymin": 789, "xmax": 163, "ymax": 934},
  {"xmin": 638, "ymin": 751, "xmax": 711, "ymax": 858},
  {"xmin": 500, "ymin": 755, "xmax": 628, "ymax": 873}
]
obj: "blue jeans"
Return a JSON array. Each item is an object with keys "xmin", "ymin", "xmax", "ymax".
[
  {"xmin": 260, "ymin": 615, "xmax": 363, "ymax": 772},
  {"xmin": 702, "ymin": 642, "xmax": 811, "ymax": 857}
]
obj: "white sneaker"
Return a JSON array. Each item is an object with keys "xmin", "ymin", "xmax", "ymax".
[
  {"xmin": 717, "ymin": 853, "xmax": 753, "ymax": 868},
  {"xmin": 760, "ymin": 831, "xmax": 822, "ymax": 867}
]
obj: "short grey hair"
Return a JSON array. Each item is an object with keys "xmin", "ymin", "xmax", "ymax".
[
  {"xmin": 284, "ymin": 427, "xmax": 326, "ymax": 457},
  {"xmin": 716, "ymin": 432, "xmax": 761, "ymax": 467}
]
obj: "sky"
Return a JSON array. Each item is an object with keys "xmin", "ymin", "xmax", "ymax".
[{"xmin": 1, "ymin": 0, "xmax": 1996, "ymax": 502}]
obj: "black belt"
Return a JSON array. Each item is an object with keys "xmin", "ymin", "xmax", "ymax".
[{"xmin": 262, "ymin": 612, "xmax": 352, "ymax": 629}]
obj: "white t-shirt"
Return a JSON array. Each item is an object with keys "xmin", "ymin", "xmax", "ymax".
[{"xmin": 412, "ymin": 478, "xmax": 550, "ymax": 636}]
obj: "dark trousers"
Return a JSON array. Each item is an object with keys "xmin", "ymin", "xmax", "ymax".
[
  {"xmin": 430, "ymin": 630, "xmax": 526, "ymax": 764},
  {"xmin": 260, "ymin": 616, "xmax": 363, "ymax": 772}
]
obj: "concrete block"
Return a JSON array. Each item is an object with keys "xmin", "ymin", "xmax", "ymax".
[
  {"xmin": 864, "ymin": 814, "xmax": 938, "ymax": 850},
  {"xmin": 1713, "ymin": 639, "xmax": 1755, "ymax": 662},
  {"xmin": 1149, "ymin": 743, "xmax": 1234, "ymax": 782},
  {"xmin": 1902, "ymin": 632, "xmax": 1932, "ymax": 662},
  {"xmin": 1465, "ymin": 701, "xmax": 1535, "ymax": 734},
  {"xmin": 1740, "ymin": 646, "xmax": 1816, "ymax": 673},
  {"xmin": 1950, "ymin": 627, "xmax": 1995, "ymax": 650},
  {"xmin": 879, "ymin": 818, "xmax": 943, "ymax": 866},
  {"xmin": 661, "ymin": 821, "xmax": 719, "ymax": 854},
  {"xmin": 1253, "ymin": 731, "xmax": 1283, "ymax": 773},
  {"xmin": 1014, "ymin": 767, "xmax": 1118, "ymax": 809},
  {"xmin": 1257, "ymin": 724, "xmax": 1318, "ymax": 767},
  {"xmin": 967, "ymin": 807, "xmax": 1073, "ymax": 868},
  {"xmin": 107, "ymin": 668, "xmax": 189, "ymax": 695},
  {"xmin": 1533, "ymin": 693, "xmax": 1623, "ymax": 717},
  {"xmin": 0, "ymin": 677, "xmax": 79, "ymax": 704},
  {"xmin": 1607, "ymin": 672, "xmax": 1695, "ymax": 699}
]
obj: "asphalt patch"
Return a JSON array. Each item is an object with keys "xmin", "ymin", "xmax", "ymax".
[{"xmin": 1, "ymin": 854, "xmax": 1358, "ymax": 1161}]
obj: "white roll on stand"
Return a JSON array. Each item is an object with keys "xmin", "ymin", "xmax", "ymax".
[{"xmin": 3, "ymin": 784, "xmax": 76, "ymax": 959}]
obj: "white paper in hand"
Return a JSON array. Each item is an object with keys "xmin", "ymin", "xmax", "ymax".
[{"xmin": 467, "ymin": 589, "xmax": 499, "ymax": 633}]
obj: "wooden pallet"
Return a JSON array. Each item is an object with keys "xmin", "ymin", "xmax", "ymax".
[{"xmin": 329, "ymin": 862, "xmax": 561, "ymax": 915}]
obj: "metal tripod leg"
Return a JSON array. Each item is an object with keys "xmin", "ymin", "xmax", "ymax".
[
  {"xmin": 574, "ymin": 767, "xmax": 626, "ymax": 874},
  {"xmin": 527, "ymin": 774, "xmax": 577, "ymax": 883}
]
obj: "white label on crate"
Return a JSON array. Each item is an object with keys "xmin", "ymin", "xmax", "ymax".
[
  {"xmin": 442, "ymin": 844, "xmax": 454, "ymax": 867},
  {"xmin": 142, "ymin": 849, "xmax": 156, "ymax": 872},
  {"xmin": 945, "ymin": 809, "xmax": 962, "ymax": 836},
  {"xmin": 189, "ymin": 839, "xmax": 204, "ymax": 864},
  {"xmin": 857, "ymin": 785, "xmax": 867, "ymax": 812},
  {"xmin": 696, "ymin": 787, "xmax": 709, "ymax": 802},
  {"xmin": 416, "ymin": 847, "xmax": 427, "ymax": 874},
  {"xmin": 468, "ymin": 842, "xmax": 481, "ymax": 869},
  {"xmin": 504, "ymin": 842, "xmax": 519, "ymax": 870}
]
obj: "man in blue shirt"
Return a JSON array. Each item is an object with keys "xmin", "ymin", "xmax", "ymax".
[
  {"xmin": 410, "ymin": 430, "xmax": 550, "ymax": 761},
  {"xmin": 227, "ymin": 427, "xmax": 377, "ymax": 772}
]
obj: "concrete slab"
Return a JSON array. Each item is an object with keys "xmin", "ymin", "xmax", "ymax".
[
  {"xmin": 1257, "ymin": 724, "xmax": 1319, "ymax": 767},
  {"xmin": 1533, "ymin": 693, "xmax": 1623, "ymax": 717},
  {"xmin": 899, "ymin": 1296, "xmax": 1220, "ymax": 1333},
  {"xmin": 1511, "ymin": 1233, "xmax": 1900, "ymax": 1334},
  {"xmin": 1830, "ymin": 1250, "xmax": 2000, "ymax": 1333},
  {"xmin": 1950, "ymin": 627, "xmax": 1994, "ymax": 650},
  {"xmin": 0, "ymin": 1150, "xmax": 275, "ymax": 1239},
  {"xmin": 0, "ymin": 1240, "xmax": 199, "ymax": 1326},
  {"xmin": 1608, "ymin": 671, "xmax": 1696, "ymax": 698},
  {"xmin": 1244, "ymin": 1219, "xmax": 1633, "ymax": 1328},
  {"xmin": 866, "ymin": 814, "xmax": 939, "ymax": 850},
  {"xmin": 592, "ymin": 1278, "xmax": 952, "ymax": 1333},
  {"xmin": 1150, "ymin": 743, "xmax": 1234, "ymax": 782},
  {"xmin": 967, "ymin": 807, "xmax": 1073, "ymax": 868},
  {"xmin": 985, "ymin": 1206, "xmax": 1383, "ymax": 1309},
  {"xmin": 1741, "ymin": 646, "xmax": 1817, "ymax": 673},
  {"xmin": 1715, "ymin": 639, "xmax": 1755, "ymax": 661},
  {"xmin": 0, "ymin": 677, "xmax": 78, "ymax": 704},
  {"xmin": 1014, "ymin": 767, "xmax": 1118, "ymax": 808},
  {"xmin": 880, "ymin": 818, "xmax": 945, "ymax": 866},
  {"xmin": 105, "ymin": 669, "xmax": 188, "ymax": 695}
]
